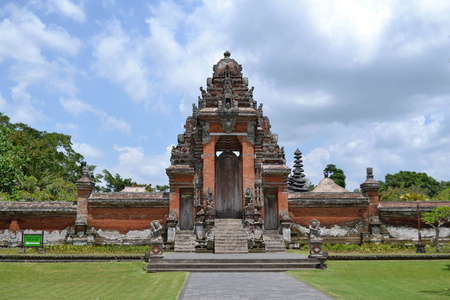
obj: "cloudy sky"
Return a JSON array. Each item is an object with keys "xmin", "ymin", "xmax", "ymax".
[{"xmin": 1, "ymin": 0, "xmax": 449, "ymax": 191}]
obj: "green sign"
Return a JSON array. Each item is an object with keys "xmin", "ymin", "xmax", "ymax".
[{"xmin": 23, "ymin": 234, "xmax": 42, "ymax": 247}]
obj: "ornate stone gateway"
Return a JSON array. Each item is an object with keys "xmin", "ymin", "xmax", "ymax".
[{"xmin": 166, "ymin": 51, "xmax": 291, "ymax": 236}]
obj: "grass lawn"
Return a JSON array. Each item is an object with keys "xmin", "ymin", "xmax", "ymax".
[
  {"xmin": 288, "ymin": 260, "xmax": 450, "ymax": 300},
  {"xmin": 0, "ymin": 262, "xmax": 187, "ymax": 300}
]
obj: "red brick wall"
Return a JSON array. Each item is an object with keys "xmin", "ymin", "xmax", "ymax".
[
  {"xmin": 14, "ymin": 216, "xmax": 75, "ymax": 232},
  {"xmin": 88, "ymin": 206, "xmax": 168, "ymax": 233},
  {"xmin": 289, "ymin": 206, "xmax": 368, "ymax": 227}
]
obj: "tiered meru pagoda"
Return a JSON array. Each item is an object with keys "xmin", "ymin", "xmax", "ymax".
[{"xmin": 167, "ymin": 51, "xmax": 303, "ymax": 231}]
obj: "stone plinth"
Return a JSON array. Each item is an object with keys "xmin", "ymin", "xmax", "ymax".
[{"xmin": 309, "ymin": 239, "xmax": 324, "ymax": 258}]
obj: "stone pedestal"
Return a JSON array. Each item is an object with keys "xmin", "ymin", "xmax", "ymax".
[
  {"xmin": 195, "ymin": 223, "xmax": 204, "ymax": 240},
  {"xmin": 281, "ymin": 221, "xmax": 291, "ymax": 242},
  {"xmin": 150, "ymin": 242, "xmax": 164, "ymax": 258},
  {"xmin": 416, "ymin": 243, "xmax": 426, "ymax": 253},
  {"xmin": 309, "ymin": 239, "xmax": 324, "ymax": 258}
]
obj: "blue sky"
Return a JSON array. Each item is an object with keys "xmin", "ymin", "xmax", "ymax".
[{"xmin": 1, "ymin": 0, "xmax": 450, "ymax": 191}]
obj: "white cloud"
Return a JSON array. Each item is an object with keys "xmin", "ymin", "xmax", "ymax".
[
  {"xmin": 59, "ymin": 97, "xmax": 132, "ymax": 135},
  {"xmin": 73, "ymin": 142, "xmax": 104, "ymax": 159},
  {"xmin": 8, "ymin": 82, "xmax": 46, "ymax": 125},
  {"xmin": 0, "ymin": 4, "xmax": 81, "ymax": 63},
  {"xmin": 59, "ymin": 97, "xmax": 94, "ymax": 115},
  {"xmin": 0, "ymin": 3, "xmax": 82, "ymax": 125},
  {"xmin": 111, "ymin": 144, "xmax": 173, "ymax": 185},
  {"xmin": 48, "ymin": 0, "xmax": 86, "ymax": 22},
  {"xmin": 56, "ymin": 122, "xmax": 78, "ymax": 132},
  {"xmin": 91, "ymin": 19, "xmax": 150, "ymax": 102},
  {"xmin": 303, "ymin": 113, "xmax": 450, "ymax": 190},
  {"xmin": 0, "ymin": 92, "xmax": 7, "ymax": 110}
]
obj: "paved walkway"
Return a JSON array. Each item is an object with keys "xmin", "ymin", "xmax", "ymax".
[{"xmin": 178, "ymin": 272, "xmax": 334, "ymax": 300}]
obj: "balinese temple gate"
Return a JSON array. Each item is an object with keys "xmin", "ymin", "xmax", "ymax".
[{"xmin": 167, "ymin": 51, "xmax": 293, "ymax": 253}]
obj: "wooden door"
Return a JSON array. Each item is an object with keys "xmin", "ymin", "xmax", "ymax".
[
  {"xmin": 215, "ymin": 151, "xmax": 242, "ymax": 218},
  {"xmin": 179, "ymin": 195, "xmax": 194, "ymax": 230},
  {"xmin": 264, "ymin": 194, "xmax": 278, "ymax": 230}
]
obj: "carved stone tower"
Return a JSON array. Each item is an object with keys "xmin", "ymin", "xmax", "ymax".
[{"xmin": 166, "ymin": 51, "xmax": 290, "ymax": 231}]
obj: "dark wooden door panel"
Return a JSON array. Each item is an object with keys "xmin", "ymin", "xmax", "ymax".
[
  {"xmin": 264, "ymin": 195, "xmax": 278, "ymax": 230},
  {"xmin": 180, "ymin": 196, "xmax": 194, "ymax": 230},
  {"xmin": 215, "ymin": 151, "xmax": 242, "ymax": 218}
]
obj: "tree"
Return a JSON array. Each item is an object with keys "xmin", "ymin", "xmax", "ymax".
[
  {"xmin": 96, "ymin": 169, "xmax": 133, "ymax": 192},
  {"xmin": 422, "ymin": 206, "xmax": 450, "ymax": 252},
  {"xmin": 0, "ymin": 126, "xmax": 27, "ymax": 200},
  {"xmin": 323, "ymin": 164, "xmax": 346, "ymax": 188},
  {"xmin": 0, "ymin": 112, "xmax": 91, "ymax": 201},
  {"xmin": 382, "ymin": 171, "xmax": 440, "ymax": 198},
  {"xmin": 304, "ymin": 178, "xmax": 316, "ymax": 191},
  {"xmin": 155, "ymin": 185, "xmax": 170, "ymax": 192},
  {"xmin": 399, "ymin": 193, "xmax": 428, "ymax": 201},
  {"xmin": 436, "ymin": 188, "xmax": 450, "ymax": 201}
]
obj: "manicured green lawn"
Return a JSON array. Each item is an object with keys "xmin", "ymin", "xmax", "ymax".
[
  {"xmin": 0, "ymin": 262, "xmax": 187, "ymax": 300},
  {"xmin": 289, "ymin": 260, "xmax": 450, "ymax": 300}
]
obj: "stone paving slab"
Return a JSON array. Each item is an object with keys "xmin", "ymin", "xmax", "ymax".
[
  {"xmin": 178, "ymin": 272, "xmax": 334, "ymax": 300},
  {"xmin": 165, "ymin": 252, "xmax": 308, "ymax": 260}
]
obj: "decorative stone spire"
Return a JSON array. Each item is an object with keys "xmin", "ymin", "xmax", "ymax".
[
  {"xmin": 360, "ymin": 167, "xmax": 381, "ymax": 193},
  {"xmin": 288, "ymin": 149, "xmax": 309, "ymax": 192}
]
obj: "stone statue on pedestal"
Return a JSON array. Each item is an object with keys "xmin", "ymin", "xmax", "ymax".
[
  {"xmin": 309, "ymin": 219, "xmax": 321, "ymax": 240},
  {"xmin": 150, "ymin": 220, "xmax": 163, "ymax": 242}
]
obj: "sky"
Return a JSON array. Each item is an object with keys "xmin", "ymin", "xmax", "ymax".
[{"xmin": 0, "ymin": 0, "xmax": 449, "ymax": 191}]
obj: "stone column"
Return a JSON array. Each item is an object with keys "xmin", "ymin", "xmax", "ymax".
[
  {"xmin": 74, "ymin": 167, "xmax": 95, "ymax": 235},
  {"xmin": 202, "ymin": 136, "xmax": 219, "ymax": 208},
  {"xmin": 360, "ymin": 167, "xmax": 381, "ymax": 227}
]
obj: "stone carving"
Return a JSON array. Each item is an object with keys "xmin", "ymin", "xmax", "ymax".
[
  {"xmin": 219, "ymin": 109, "xmax": 238, "ymax": 133},
  {"xmin": 280, "ymin": 212, "xmax": 291, "ymax": 222},
  {"xmin": 244, "ymin": 188, "xmax": 254, "ymax": 215},
  {"xmin": 202, "ymin": 121, "xmax": 211, "ymax": 144},
  {"xmin": 205, "ymin": 187, "xmax": 214, "ymax": 215},
  {"xmin": 150, "ymin": 220, "xmax": 163, "ymax": 242},
  {"xmin": 309, "ymin": 219, "xmax": 321, "ymax": 240},
  {"xmin": 200, "ymin": 86, "xmax": 207, "ymax": 99},
  {"xmin": 246, "ymin": 121, "xmax": 256, "ymax": 144}
]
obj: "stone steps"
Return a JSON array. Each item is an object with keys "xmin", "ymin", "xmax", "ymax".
[
  {"xmin": 214, "ymin": 219, "xmax": 248, "ymax": 254},
  {"xmin": 146, "ymin": 258, "xmax": 321, "ymax": 272},
  {"xmin": 264, "ymin": 231, "xmax": 287, "ymax": 253},
  {"xmin": 174, "ymin": 230, "xmax": 196, "ymax": 253}
]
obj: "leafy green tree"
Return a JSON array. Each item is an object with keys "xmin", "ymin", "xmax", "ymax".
[
  {"xmin": 0, "ymin": 126, "xmax": 27, "ymax": 200},
  {"xmin": 155, "ymin": 185, "xmax": 170, "ymax": 192},
  {"xmin": 422, "ymin": 206, "xmax": 450, "ymax": 252},
  {"xmin": 435, "ymin": 188, "xmax": 450, "ymax": 201},
  {"xmin": 324, "ymin": 164, "xmax": 346, "ymax": 188},
  {"xmin": 304, "ymin": 178, "xmax": 316, "ymax": 191},
  {"xmin": 96, "ymin": 169, "xmax": 133, "ymax": 192},
  {"xmin": 399, "ymin": 193, "xmax": 428, "ymax": 201},
  {"xmin": 382, "ymin": 171, "xmax": 440, "ymax": 198},
  {"xmin": 380, "ymin": 186, "xmax": 429, "ymax": 201},
  {"xmin": 0, "ymin": 113, "xmax": 91, "ymax": 201}
]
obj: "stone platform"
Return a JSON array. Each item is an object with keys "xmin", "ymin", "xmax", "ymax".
[{"xmin": 145, "ymin": 252, "xmax": 322, "ymax": 273}]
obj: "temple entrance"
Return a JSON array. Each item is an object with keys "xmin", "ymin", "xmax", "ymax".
[
  {"xmin": 264, "ymin": 192, "xmax": 278, "ymax": 230},
  {"xmin": 179, "ymin": 193, "xmax": 194, "ymax": 230},
  {"xmin": 215, "ymin": 150, "xmax": 243, "ymax": 218}
]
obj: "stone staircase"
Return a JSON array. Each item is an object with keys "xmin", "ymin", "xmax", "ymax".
[
  {"xmin": 263, "ymin": 231, "xmax": 287, "ymax": 253},
  {"xmin": 145, "ymin": 254, "xmax": 322, "ymax": 272},
  {"xmin": 214, "ymin": 219, "xmax": 248, "ymax": 254},
  {"xmin": 174, "ymin": 230, "xmax": 196, "ymax": 253}
]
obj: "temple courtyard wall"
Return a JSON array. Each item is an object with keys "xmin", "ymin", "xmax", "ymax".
[{"xmin": 1, "ymin": 192, "xmax": 449, "ymax": 247}]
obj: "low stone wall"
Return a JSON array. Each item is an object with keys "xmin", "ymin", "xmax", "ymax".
[
  {"xmin": 379, "ymin": 201, "xmax": 450, "ymax": 227},
  {"xmin": 88, "ymin": 192, "xmax": 169, "ymax": 232},
  {"xmin": 0, "ymin": 201, "xmax": 77, "ymax": 246},
  {"xmin": 289, "ymin": 192, "xmax": 369, "ymax": 225}
]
